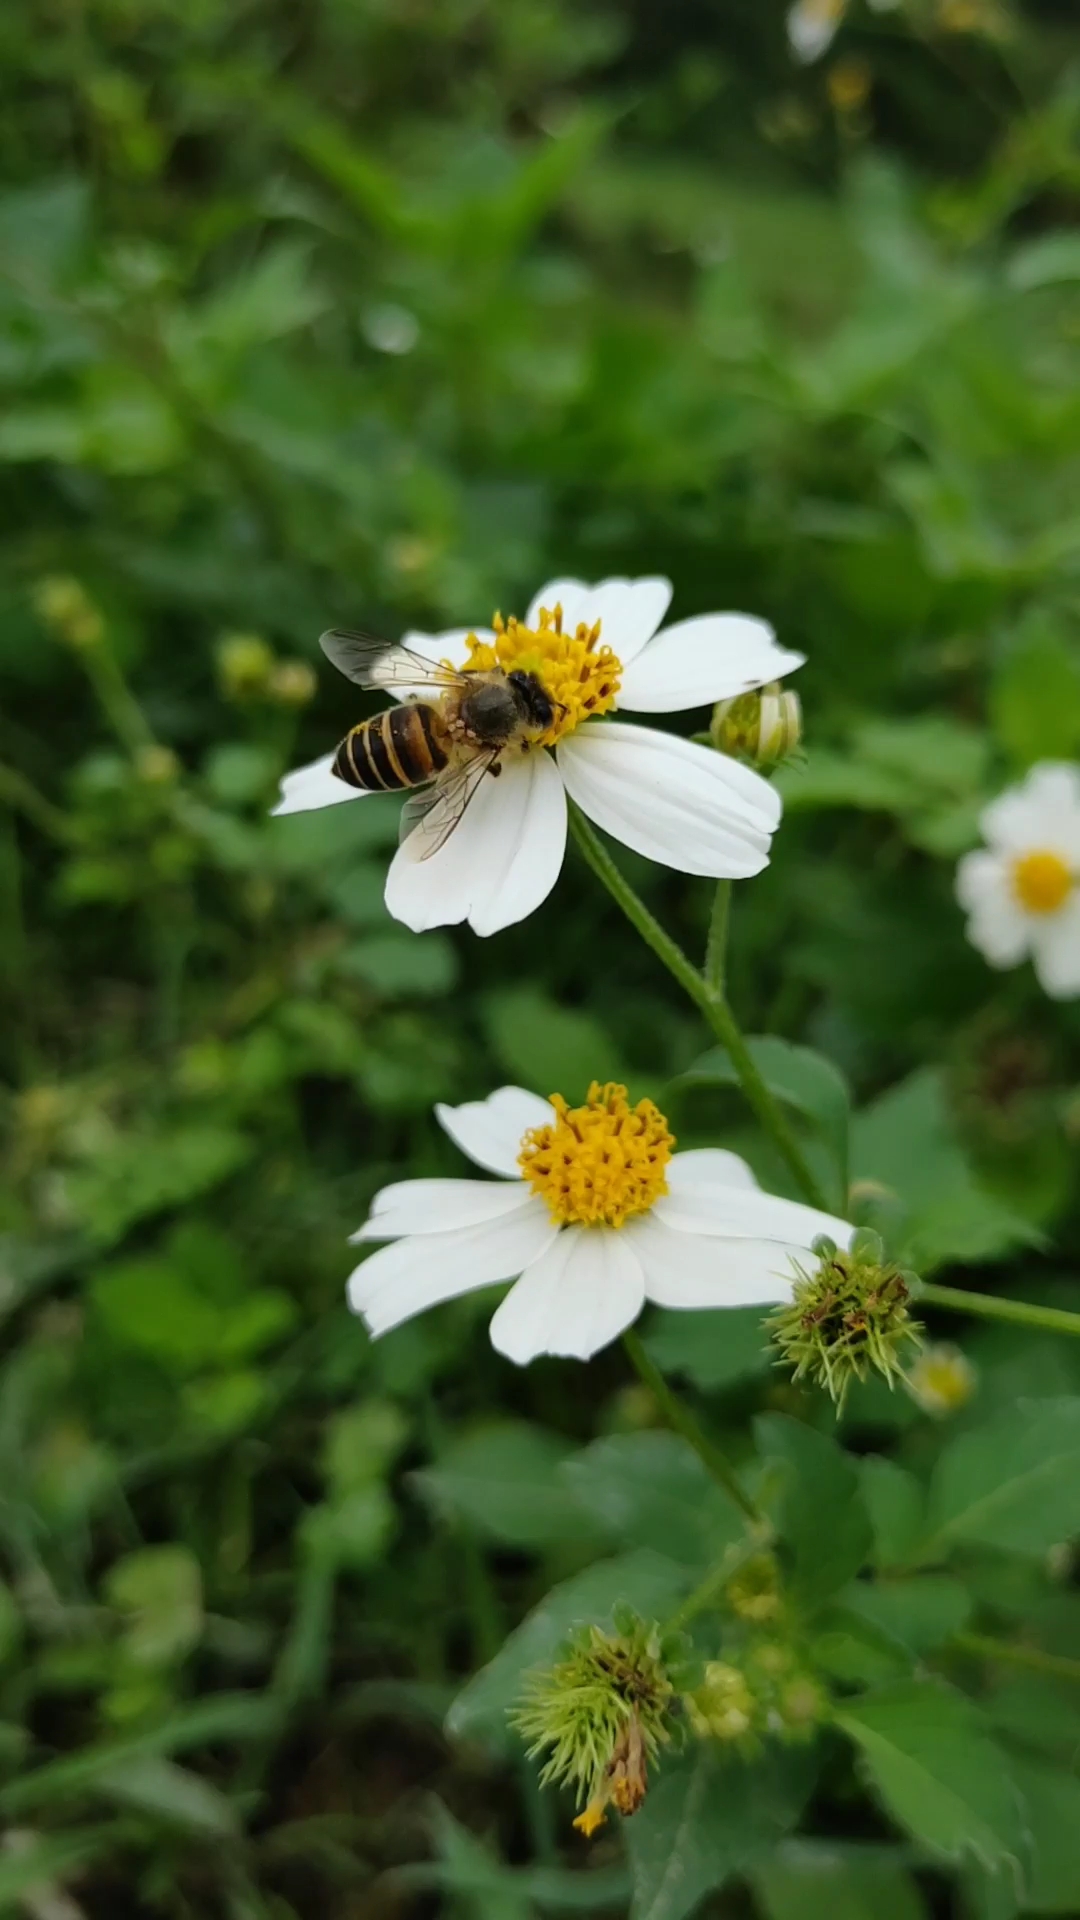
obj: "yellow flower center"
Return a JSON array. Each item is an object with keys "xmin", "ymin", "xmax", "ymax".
[
  {"xmin": 517, "ymin": 1081, "xmax": 674, "ymax": 1229},
  {"xmin": 463, "ymin": 604, "xmax": 621, "ymax": 746},
  {"xmin": 1011, "ymin": 849, "xmax": 1072, "ymax": 916}
]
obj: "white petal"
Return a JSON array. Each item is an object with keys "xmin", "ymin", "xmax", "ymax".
[
  {"xmin": 558, "ymin": 722, "xmax": 779, "ymax": 878},
  {"xmin": 653, "ymin": 1182, "xmax": 853, "ymax": 1248},
  {"xmin": 1031, "ymin": 894, "xmax": 1080, "ymax": 998},
  {"xmin": 488, "ymin": 1227, "xmax": 646, "ymax": 1364},
  {"xmin": 350, "ymin": 1178, "xmax": 533, "ymax": 1242},
  {"xmin": 271, "ymin": 751, "xmax": 369, "ymax": 816},
  {"xmin": 980, "ymin": 764, "xmax": 1080, "ymax": 859},
  {"xmin": 384, "ymin": 749, "xmax": 566, "ymax": 935},
  {"xmin": 956, "ymin": 852, "xmax": 1030, "ymax": 968},
  {"xmin": 626, "ymin": 1215, "xmax": 801, "ymax": 1308},
  {"xmin": 668, "ymin": 1149, "xmax": 760, "ymax": 1193},
  {"xmin": 786, "ymin": 0, "xmax": 842, "ymax": 63},
  {"xmin": 435, "ymin": 1085, "xmax": 555, "ymax": 1176},
  {"xmin": 388, "ymin": 628, "xmax": 493, "ymax": 703},
  {"xmin": 348, "ymin": 1199, "xmax": 557, "ymax": 1337},
  {"xmin": 617, "ymin": 614, "xmax": 805, "ymax": 714},
  {"xmin": 525, "ymin": 577, "xmax": 672, "ymax": 665}
]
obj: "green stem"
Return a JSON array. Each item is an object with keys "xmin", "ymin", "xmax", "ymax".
[
  {"xmin": 82, "ymin": 649, "xmax": 156, "ymax": 756},
  {"xmin": 0, "ymin": 763, "xmax": 74, "ymax": 842},
  {"xmin": 952, "ymin": 1631, "xmax": 1080, "ymax": 1687},
  {"xmin": 704, "ymin": 879, "xmax": 731, "ymax": 996},
  {"xmin": 622, "ymin": 1328, "xmax": 762, "ymax": 1526},
  {"xmin": 664, "ymin": 1531, "xmax": 771, "ymax": 1635},
  {"xmin": 568, "ymin": 804, "xmax": 829, "ymax": 1211},
  {"xmin": 917, "ymin": 1280, "xmax": 1080, "ymax": 1340}
]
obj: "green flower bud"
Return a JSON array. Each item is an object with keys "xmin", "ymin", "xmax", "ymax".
[
  {"xmin": 33, "ymin": 575, "xmax": 105, "ymax": 650},
  {"xmin": 710, "ymin": 682, "xmax": 802, "ymax": 768},
  {"xmin": 511, "ymin": 1615, "xmax": 679, "ymax": 1836},
  {"xmin": 268, "ymin": 660, "xmax": 317, "ymax": 708},
  {"xmin": 687, "ymin": 1660, "xmax": 758, "ymax": 1746},
  {"xmin": 726, "ymin": 1551, "xmax": 782, "ymax": 1623},
  {"xmin": 217, "ymin": 632, "xmax": 274, "ymax": 700},
  {"xmin": 769, "ymin": 1231, "xmax": 923, "ymax": 1410}
]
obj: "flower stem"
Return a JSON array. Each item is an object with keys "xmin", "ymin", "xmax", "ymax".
[
  {"xmin": 951, "ymin": 1631, "xmax": 1080, "ymax": 1687},
  {"xmin": 0, "ymin": 763, "xmax": 73, "ymax": 842},
  {"xmin": 664, "ymin": 1532, "xmax": 771, "ymax": 1635},
  {"xmin": 621, "ymin": 1327, "xmax": 762, "ymax": 1526},
  {"xmin": 704, "ymin": 879, "xmax": 731, "ymax": 996},
  {"xmin": 568, "ymin": 803, "xmax": 829, "ymax": 1212},
  {"xmin": 916, "ymin": 1280, "xmax": 1080, "ymax": 1340}
]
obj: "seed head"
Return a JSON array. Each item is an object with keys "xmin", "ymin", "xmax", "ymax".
[
  {"xmin": 511, "ymin": 1614, "xmax": 682, "ymax": 1835},
  {"xmin": 769, "ymin": 1229, "xmax": 922, "ymax": 1410}
]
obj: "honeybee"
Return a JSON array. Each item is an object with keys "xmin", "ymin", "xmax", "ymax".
[{"xmin": 318, "ymin": 628, "xmax": 557, "ymax": 857}]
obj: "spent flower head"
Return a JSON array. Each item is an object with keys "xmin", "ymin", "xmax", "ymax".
[
  {"xmin": 769, "ymin": 1228, "xmax": 922, "ymax": 1409},
  {"xmin": 511, "ymin": 1612, "xmax": 686, "ymax": 1835}
]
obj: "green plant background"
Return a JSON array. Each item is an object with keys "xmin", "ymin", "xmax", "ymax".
[{"xmin": 4, "ymin": 0, "xmax": 1080, "ymax": 1914}]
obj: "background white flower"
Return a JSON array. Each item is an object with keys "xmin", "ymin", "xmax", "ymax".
[
  {"xmin": 346, "ymin": 1082, "xmax": 855, "ymax": 1365},
  {"xmin": 956, "ymin": 762, "xmax": 1080, "ymax": 999},
  {"xmin": 273, "ymin": 575, "xmax": 802, "ymax": 936}
]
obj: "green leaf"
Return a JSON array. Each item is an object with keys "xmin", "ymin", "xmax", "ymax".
[
  {"xmin": 860, "ymin": 1458, "xmax": 925, "ymax": 1572},
  {"xmin": 922, "ymin": 1399, "xmax": 1080, "ymax": 1559},
  {"xmin": 990, "ymin": 621, "xmax": 1080, "ymax": 769},
  {"xmin": 104, "ymin": 1545, "xmax": 203, "ymax": 1669},
  {"xmin": 446, "ymin": 1551, "xmax": 688, "ymax": 1742},
  {"xmin": 481, "ymin": 985, "xmax": 627, "ymax": 1097},
  {"xmin": 337, "ymin": 930, "xmax": 458, "ymax": 997},
  {"xmin": 625, "ymin": 1745, "xmax": 818, "ymax": 1920},
  {"xmin": 839, "ymin": 1575, "xmax": 971, "ymax": 1655},
  {"xmin": 836, "ymin": 1681, "xmax": 1028, "ymax": 1877},
  {"xmin": 562, "ymin": 1432, "xmax": 745, "ymax": 1566},
  {"xmin": 852, "ymin": 1070, "xmax": 1040, "ymax": 1271},
  {"xmin": 644, "ymin": 1305, "xmax": 772, "ymax": 1390},
  {"xmin": 96, "ymin": 1755, "xmax": 238, "ymax": 1834},
  {"xmin": 756, "ymin": 1414, "xmax": 872, "ymax": 1610},
  {"xmin": 412, "ymin": 1422, "xmax": 604, "ymax": 1549},
  {"xmin": 674, "ymin": 1037, "xmax": 850, "ymax": 1198},
  {"xmin": 1007, "ymin": 1756, "xmax": 1080, "ymax": 1911},
  {"xmin": 754, "ymin": 1847, "xmax": 928, "ymax": 1920},
  {"xmin": 69, "ymin": 1125, "xmax": 251, "ymax": 1248}
]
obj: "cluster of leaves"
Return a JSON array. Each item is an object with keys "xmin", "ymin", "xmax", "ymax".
[{"xmin": 3, "ymin": 0, "xmax": 1080, "ymax": 1915}]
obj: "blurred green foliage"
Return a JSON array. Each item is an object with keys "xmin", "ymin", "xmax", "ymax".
[{"xmin": 3, "ymin": 0, "xmax": 1080, "ymax": 1915}]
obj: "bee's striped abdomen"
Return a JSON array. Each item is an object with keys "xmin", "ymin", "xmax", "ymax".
[{"xmin": 333, "ymin": 701, "xmax": 449, "ymax": 791}]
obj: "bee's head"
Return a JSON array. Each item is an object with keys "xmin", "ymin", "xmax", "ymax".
[{"xmin": 508, "ymin": 669, "xmax": 559, "ymax": 734}]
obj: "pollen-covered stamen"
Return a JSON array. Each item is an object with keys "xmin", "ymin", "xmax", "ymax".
[
  {"xmin": 462, "ymin": 602, "xmax": 622, "ymax": 746},
  {"xmin": 1011, "ymin": 849, "xmax": 1072, "ymax": 916},
  {"xmin": 517, "ymin": 1081, "xmax": 674, "ymax": 1229}
]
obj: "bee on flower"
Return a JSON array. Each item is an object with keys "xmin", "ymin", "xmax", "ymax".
[
  {"xmin": 956, "ymin": 763, "xmax": 1080, "ymax": 1000},
  {"xmin": 346, "ymin": 1080, "xmax": 855, "ymax": 1364},
  {"xmin": 272, "ymin": 576, "xmax": 803, "ymax": 935}
]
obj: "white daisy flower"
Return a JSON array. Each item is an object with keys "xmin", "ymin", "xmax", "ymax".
[
  {"xmin": 956, "ymin": 762, "xmax": 1080, "ymax": 1000},
  {"xmin": 272, "ymin": 576, "xmax": 802, "ymax": 936},
  {"xmin": 346, "ymin": 1081, "xmax": 855, "ymax": 1365}
]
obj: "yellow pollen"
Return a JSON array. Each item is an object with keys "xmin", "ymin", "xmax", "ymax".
[
  {"xmin": 1011, "ymin": 849, "xmax": 1072, "ymax": 916},
  {"xmin": 463, "ymin": 603, "xmax": 621, "ymax": 745},
  {"xmin": 517, "ymin": 1081, "xmax": 674, "ymax": 1229}
]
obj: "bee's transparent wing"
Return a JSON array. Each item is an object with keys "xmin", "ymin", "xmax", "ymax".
[
  {"xmin": 398, "ymin": 750, "xmax": 500, "ymax": 860},
  {"xmin": 320, "ymin": 628, "xmax": 469, "ymax": 693}
]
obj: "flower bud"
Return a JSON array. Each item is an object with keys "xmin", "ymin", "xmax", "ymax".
[
  {"xmin": 135, "ymin": 744, "xmax": 180, "ymax": 786},
  {"xmin": 217, "ymin": 632, "xmax": 274, "ymax": 700},
  {"xmin": 268, "ymin": 659, "xmax": 317, "ymax": 708},
  {"xmin": 769, "ymin": 1229, "xmax": 923, "ymax": 1410},
  {"xmin": 511, "ymin": 1615, "xmax": 680, "ymax": 1836},
  {"xmin": 33, "ymin": 576, "xmax": 105, "ymax": 650},
  {"xmin": 687, "ymin": 1660, "xmax": 757, "ymax": 1745},
  {"xmin": 904, "ymin": 1342, "xmax": 976, "ymax": 1418},
  {"xmin": 726, "ymin": 1551, "xmax": 782, "ymax": 1623},
  {"xmin": 710, "ymin": 683, "xmax": 802, "ymax": 768}
]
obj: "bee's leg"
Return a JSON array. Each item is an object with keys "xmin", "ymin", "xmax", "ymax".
[{"xmin": 489, "ymin": 762, "xmax": 502, "ymax": 778}]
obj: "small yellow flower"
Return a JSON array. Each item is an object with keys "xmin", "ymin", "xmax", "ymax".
[{"xmin": 905, "ymin": 1342, "xmax": 976, "ymax": 1417}]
